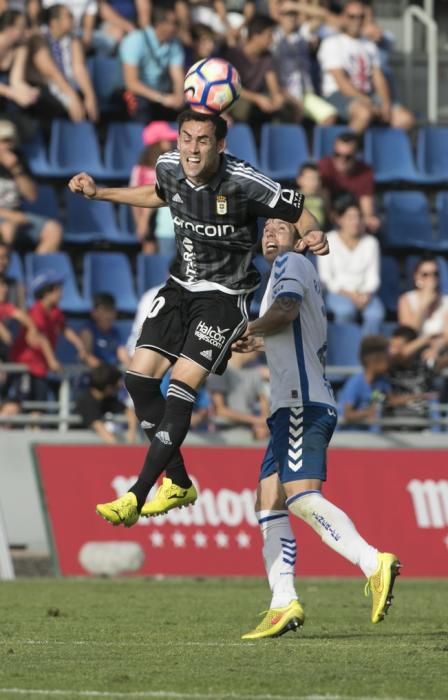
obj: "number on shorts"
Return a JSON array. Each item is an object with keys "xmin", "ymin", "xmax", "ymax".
[{"xmin": 147, "ymin": 296, "xmax": 166, "ymax": 318}]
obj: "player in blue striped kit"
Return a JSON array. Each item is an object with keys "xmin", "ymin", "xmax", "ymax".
[{"xmin": 234, "ymin": 218, "xmax": 400, "ymax": 639}]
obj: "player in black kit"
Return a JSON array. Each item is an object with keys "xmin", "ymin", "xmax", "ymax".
[{"xmin": 68, "ymin": 109, "xmax": 329, "ymax": 527}]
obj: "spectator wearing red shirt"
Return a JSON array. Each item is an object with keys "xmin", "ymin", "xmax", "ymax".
[
  {"xmin": 0, "ymin": 272, "xmax": 42, "ymax": 360},
  {"xmin": 9, "ymin": 270, "xmax": 88, "ymax": 402},
  {"xmin": 318, "ymin": 132, "xmax": 380, "ymax": 233}
]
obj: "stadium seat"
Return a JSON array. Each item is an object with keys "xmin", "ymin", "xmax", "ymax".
[
  {"xmin": 382, "ymin": 191, "xmax": 441, "ymax": 250},
  {"xmin": 6, "ymin": 251, "xmax": 24, "ymax": 282},
  {"xmin": 55, "ymin": 318, "xmax": 86, "ymax": 365},
  {"xmin": 103, "ymin": 122, "xmax": 144, "ymax": 179},
  {"xmin": 21, "ymin": 129, "xmax": 50, "ymax": 177},
  {"xmin": 435, "ymin": 192, "xmax": 448, "ymax": 248},
  {"xmin": 326, "ymin": 322, "xmax": 362, "ymax": 378},
  {"xmin": 416, "ymin": 127, "xmax": 448, "ymax": 184},
  {"xmin": 64, "ymin": 190, "xmax": 136, "ymax": 244},
  {"xmin": 115, "ymin": 319, "xmax": 133, "ymax": 346},
  {"xmin": 259, "ymin": 124, "xmax": 309, "ymax": 180},
  {"xmin": 379, "ymin": 255, "xmax": 401, "ymax": 314},
  {"xmin": 137, "ymin": 253, "xmax": 171, "ymax": 296},
  {"xmin": 48, "ymin": 120, "xmax": 109, "ymax": 179},
  {"xmin": 25, "ymin": 253, "xmax": 90, "ymax": 314},
  {"xmin": 23, "ymin": 184, "xmax": 60, "ymax": 220},
  {"xmin": 404, "ymin": 254, "xmax": 448, "ymax": 295},
  {"xmin": 90, "ymin": 55, "xmax": 124, "ymax": 115},
  {"xmin": 363, "ymin": 128, "xmax": 423, "ymax": 183},
  {"xmin": 226, "ymin": 124, "xmax": 259, "ymax": 167},
  {"xmin": 83, "ymin": 252, "xmax": 138, "ymax": 313},
  {"xmin": 312, "ymin": 125, "xmax": 352, "ymax": 160}
]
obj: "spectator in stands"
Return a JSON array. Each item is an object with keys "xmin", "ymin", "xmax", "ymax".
[
  {"xmin": 0, "ymin": 10, "xmax": 39, "ymax": 111},
  {"xmin": 76, "ymin": 363, "xmax": 136, "ymax": 443},
  {"xmin": 19, "ymin": 4, "xmax": 98, "ymax": 123},
  {"xmin": 295, "ymin": 161, "xmax": 328, "ymax": 229},
  {"xmin": 120, "ymin": 4, "xmax": 185, "ymax": 123},
  {"xmin": 80, "ymin": 292, "xmax": 130, "ymax": 369},
  {"xmin": 317, "ymin": 196, "xmax": 384, "ymax": 335},
  {"xmin": 187, "ymin": 22, "xmax": 217, "ymax": 68},
  {"xmin": 272, "ymin": 2, "xmax": 337, "ymax": 125},
  {"xmin": 93, "ymin": 0, "xmax": 151, "ymax": 55},
  {"xmin": 42, "ymin": 0, "xmax": 98, "ymax": 52},
  {"xmin": 9, "ymin": 270, "xmax": 89, "ymax": 402},
  {"xmin": 338, "ymin": 334, "xmax": 390, "ymax": 430},
  {"xmin": 362, "ymin": 4, "xmax": 396, "ymax": 98},
  {"xmin": 207, "ymin": 350, "xmax": 269, "ymax": 439},
  {"xmin": 0, "ymin": 241, "xmax": 25, "ymax": 308},
  {"xmin": 398, "ymin": 255, "xmax": 448, "ymax": 365},
  {"xmin": 189, "ymin": 1, "xmax": 255, "ymax": 41},
  {"xmin": 317, "ymin": 0, "xmax": 414, "ymax": 133},
  {"xmin": 224, "ymin": 15, "xmax": 286, "ymax": 132},
  {"xmin": 0, "ymin": 120, "xmax": 62, "ymax": 252},
  {"xmin": 318, "ymin": 132, "xmax": 380, "ymax": 233},
  {"xmin": 129, "ymin": 120, "xmax": 176, "ymax": 255},
  {"xmin": 385, "ymin": 325, "xmax": 436, "ymax": 428},
  {"xmin": 0, "ymin": 272, "xmax": 43, "ymax": 361},
  {"xmin": 25, "ymin": 0, "xmax": 43, "ymax": 34}
]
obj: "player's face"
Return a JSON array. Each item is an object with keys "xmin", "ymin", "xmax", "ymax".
[
  {"xmin": 262, "ymin": 219, "xmax": 297, "ymax": 263},
  {"xmin": 178, "ymin": 120, "xmax": 224, "ymax": 185}
]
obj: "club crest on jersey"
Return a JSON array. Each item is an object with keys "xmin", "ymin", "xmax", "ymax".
[{"xmin": 216, "ymin": 195, "xmax": 227, "ymax": 215}]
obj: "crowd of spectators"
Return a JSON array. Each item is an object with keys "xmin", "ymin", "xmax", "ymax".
[{"xmin": 0, "ymin": 0, "xmax": 445, "ymax": 436}]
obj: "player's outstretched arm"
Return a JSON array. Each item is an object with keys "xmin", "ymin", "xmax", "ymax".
[
  {"xmin": 247, "ymin": 296, "xmax": 301, "ymax": 337},
  {"xmin": 295, "ymin": 207, "xmax": 329, "ymax": 255},
  {"xmin": 68, "ymin": 172, "xmax": 166, "ymax": 208}
]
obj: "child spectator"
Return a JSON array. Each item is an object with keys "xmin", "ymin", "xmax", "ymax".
[
  {"xmin": 295, "ymin": 161, "xmax": 328, "ymax": 229},
  {"xmin": 0, "ymin": 241, "xmax": 25, "ymax": 308},
  {"xmin": 80, "ymin": 292, "xmax": 130, "ymax": 368},
  {"xmin": 129, "ymin": 120, "xmax": 177, "ymax": 255},
  {"xmin": 75, "ymin": 363, "xmax": 136, "ymax": 443},
  {"xmin": 9, "ymin": 270, "xmax": 89, "ymax": 402},
  {"xmin": 0, "ymin": 271, "xmax": 42, "ymax": 361}
]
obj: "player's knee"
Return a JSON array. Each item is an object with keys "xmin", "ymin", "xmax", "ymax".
[{"xmin": 124, "ymin": 371, "xmax": 162, "ymax": 421}]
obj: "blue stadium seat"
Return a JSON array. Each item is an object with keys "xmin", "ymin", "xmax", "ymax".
[
  {"xmin": 363, "ymin": 128, "xmax": 423, "ymax": 183},
  {"xmin": 404, "ymin": 254, "xmax": 448, "ymax": 295},
  {"xmin": 23, "ymin": 184, "xmax": 60, "ymax": 220},
  {"xmin": 383, "ymin": 191, "xmax": 441, "ymax": 250},
  {"xmin": 379, "ymin": 255, "xmax": 400, "ymax": 314},
  {"xmin": 6, "ymin": 251, "xmax": 24, "ymax": 282},
  {"xmin": 435, "ymin": 192, "xmax": 448, "ymax": 249},
  {"xmin": 25, "ymin": 253, "xmax": 90, "ymax": 314},
  {"xmin": 137, "ymin": 253, "xmax": 170, "ymax": 296},
  {"xmin": 48, "ymin": 120, "xmax": 109, "ymax": 179},
  {"xmin": 21, "ymin": 130, "xmax": 50, "ymax": 177},
  {"xmin": 83, "ymin": 252, "xmax": 138, "ymax": 313},
  {"xmin": 226, "ymin": 124, "xmax": 259, "ymax": 167},
  {"xmin": 259, "ymin": 124, "xmax": 309, "ymax": 180},
  {"xmin": 90, "ymin": 56, "xmax": 124, "ymax": 113},
  {"xmin": 55, "ymin": 318, "xmax": 86, "ymax": 365},
  {"xmin": 312, "ymin": 125, "xmax": 352, "ymax": 160},
  {"xmin": 104, "ymin": 122, "xmax": 144, "ymax": 179},
  {"xmin": 64, "ymin": 190, "xmax": 136, "ymax": 244},
  {"xmin": 115, "ymin": 319, "xmax": 133, "ymax": 346},
  {"xmin": 326, "ymin": 322, "xmax": 362, "ymax": 377},
  {"xmin": 416, "ymin": 127, "xmax": 448, "ymax": 184}
]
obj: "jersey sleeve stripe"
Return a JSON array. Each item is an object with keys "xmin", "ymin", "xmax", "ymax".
[{"xmin": 226, "ymin": 163, "xmax": 279, "ymax": 192}]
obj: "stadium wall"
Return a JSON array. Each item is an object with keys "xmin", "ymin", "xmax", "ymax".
[{"xmin": 1, "ymin": 432, "xmax": 447, "ymax": 577}]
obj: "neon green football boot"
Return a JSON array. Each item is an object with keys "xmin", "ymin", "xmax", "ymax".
[
  {"xmin": 96, "ymin": 492, "xmax": 139, "ymax": 527},
  {"xmin": 365, "ymin": 552, "xmax": 401, "ymax": 623},
  {"xmin": 140, "ymin": 477, "xmax": 198, "ymax": 517},
  {"xmin": 241, "ymin": 600, "xmax": 305, "ymax": 640}
]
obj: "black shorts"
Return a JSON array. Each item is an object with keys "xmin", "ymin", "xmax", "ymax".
[{"xmin": 136, "ymin": 278, "xmax": 250, "ymax": 375}]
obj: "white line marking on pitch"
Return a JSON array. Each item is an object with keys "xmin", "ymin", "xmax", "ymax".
[
  {"xmin": 1, "ymin": 640, "xmax": 257, "ymax": 649},
  {"xmin": 0, "ymin": 690, "xmax": 432, "ymax": 700}
]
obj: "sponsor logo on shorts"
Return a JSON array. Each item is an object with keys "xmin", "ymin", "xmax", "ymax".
[
  {"xmin": 195, "ymin": 321, "xmax": 229, "ymax": 349},
  {"xmin": 155, "ymin": 431, "xmax": 172, "ymax": 446},
  {"xmin": 200, "ymin": 349, "xmax": 213, "ymax": 361}
]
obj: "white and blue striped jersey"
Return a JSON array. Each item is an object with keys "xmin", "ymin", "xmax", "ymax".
[{"xmin": 260, "ymin": 252, "xmax": 336, "ymax": 415}]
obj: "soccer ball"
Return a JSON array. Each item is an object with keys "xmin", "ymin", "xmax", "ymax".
[{"xmin": 184, "ymin": 58, "xmax": 241, "ymax": 115}]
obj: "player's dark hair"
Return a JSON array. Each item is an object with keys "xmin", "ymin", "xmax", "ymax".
[
  {"xmin": 391, "ymin": 325, "xmax": 418, "ymax": 343},
  {"xmin": 247, "ymin": 14, "xmax": 276, "ymax": 39},
  {"xmin": 93, "ymin": 292, "xmax": 116, "ymax": 310},
  {"xmin": 333, "ymin": 193, "xmax": 359, "ymax": 217},
  {"xmin": 90, "ymin": 364, "xmax": 122, "ymax": 392},
  {"xmin": 178, "ymin": 108, "xmax": 228, "ymax": 141},
  {"xmin": 360, "ymin": 335, "xmax": 388, "ymax": 364},
  {"xmin": 297, "ymin": 161, "xmax": 319, "ymax": 177},
  {"xmin": 334, "ymin": 132, "xmax": 359, "ymax": 149}
]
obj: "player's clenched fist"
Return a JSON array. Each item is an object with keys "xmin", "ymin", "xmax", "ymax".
[
  {"xmin": 68, "ymin": 172, "xmax": 97, "ymax": 199},
  {"xmin": 303, "ymin": 230, "xmax": 329, "ymax": 256}
]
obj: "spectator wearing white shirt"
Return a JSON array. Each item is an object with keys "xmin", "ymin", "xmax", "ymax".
[
  {"xmin": 317, "ymin": 0, "xmax": 414, "ymax": 133},
  {"xmin": 317, "ymin": 196, "xmax": 384, "ymax": 335}
]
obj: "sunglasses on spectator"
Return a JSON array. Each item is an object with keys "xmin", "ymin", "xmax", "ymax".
[
  {"xmin": 419, "ymin": 270, "xmax": 439, "ymax": 277},
  {"xmin": 346, "ymin": 13, "xmax": 365, "ymax": 20},
  {"xmin": 333, "ymin": 151, "xmax": 355, "ymax": 160}
]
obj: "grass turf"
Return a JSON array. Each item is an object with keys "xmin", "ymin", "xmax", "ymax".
[{"xmin": 0, "ymin": 578, "xmax": 447, "ymax": 700}]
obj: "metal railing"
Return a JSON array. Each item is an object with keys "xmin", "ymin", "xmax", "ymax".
[{"xmin": 403, "ymin": 4, "xmax": 438, "ymax": 121}]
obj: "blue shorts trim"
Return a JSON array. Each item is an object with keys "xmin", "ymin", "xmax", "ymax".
[{"xmin": 259, "ymin": 404, "xmax": 337, "ymax": 484}]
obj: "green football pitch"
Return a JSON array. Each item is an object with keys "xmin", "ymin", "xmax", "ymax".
[{"xmin": 0, "ymin": 578, "xmax": 446, "ymax": 700}]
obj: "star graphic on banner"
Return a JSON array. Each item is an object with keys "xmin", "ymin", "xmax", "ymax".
[
  {"xmin": 193, "ymin": 531, "xmax": 208, "ymax": 548},
  {"xmin": 149, "ymin": 531, "xmax": 164, "ymax": 547},
  {"xmin": 214, "ymin": 531, "xmax": 229, "ymax": 548},
  {"xmin": 236, "ymin": 531, "xmax": 251, "ymax": 548},
  {"xmin": 171, "ymin": 531, "xmax": 186, "ymax": 547}
]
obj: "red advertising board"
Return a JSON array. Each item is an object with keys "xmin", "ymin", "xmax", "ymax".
[{"xmin": 34, "ymin": 445, "xmax": 448, "ymax": 577}]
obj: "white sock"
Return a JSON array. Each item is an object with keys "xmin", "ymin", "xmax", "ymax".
[
  {"xmin": 257, "ymin": 510, "xmax": 298, "ymax": 609},
  {"xmin": 286, "ymin": 491, "xmax": 378, "ymax": 577}
]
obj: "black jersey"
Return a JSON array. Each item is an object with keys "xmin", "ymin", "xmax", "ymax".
[{"xmin": 155, "ymin": 151, "xmax": 305, "ymax": 294}]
